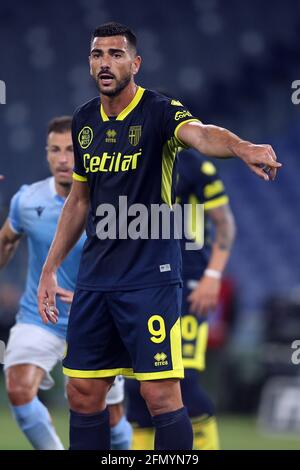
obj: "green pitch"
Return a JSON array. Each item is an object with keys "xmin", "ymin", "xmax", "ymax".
[{"xmin": 0, "ymin": 407, "xmax": 299, "ymax": 450}]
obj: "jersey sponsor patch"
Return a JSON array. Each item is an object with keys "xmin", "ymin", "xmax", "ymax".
[{"xmin": 78, "ymin": 126, "xmax": 93, "ymax": 149}]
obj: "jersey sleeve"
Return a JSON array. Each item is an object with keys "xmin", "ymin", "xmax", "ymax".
[
  {"xmin": 196, "ymin": 160, "xmax": 229, "ymax": 211},
  {"xmin": 72, "ymin": 114, "xmax": 88, "ymax": 182},
  {"xmin": 161, "ymin": 98, "xmax": 201, "ymax": 147},
  {"xmin": 8, "ymin": 185, "xmax": 28, "ymax": 233}
]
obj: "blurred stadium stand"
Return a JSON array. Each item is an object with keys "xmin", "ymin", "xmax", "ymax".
[{"xmin": 0, "ymin": 0, "xmax": 300, "ymax": 416}]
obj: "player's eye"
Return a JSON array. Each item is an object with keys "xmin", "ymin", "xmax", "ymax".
[
  {"xmin": 91, "ymin": 52, "xmax": 100, "ymax": 59},
  {"xmin": 113, "ymin": 53, "xmax": 122, "ymax": 58}
]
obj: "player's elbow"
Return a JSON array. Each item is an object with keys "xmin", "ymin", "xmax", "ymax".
[{"xmin": 0, "ymin": 235, "xmax": 18, "ymax": 269}]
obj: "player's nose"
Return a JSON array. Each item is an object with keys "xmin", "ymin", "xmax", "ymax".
[{"xmin": 58, "ymin": 152, "xmax": 68, "ymax": 163}]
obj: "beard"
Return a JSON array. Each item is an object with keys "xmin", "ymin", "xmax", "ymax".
[{"xmin": 96, "ymin": 72, "xmax": 132, "ymax": 97}]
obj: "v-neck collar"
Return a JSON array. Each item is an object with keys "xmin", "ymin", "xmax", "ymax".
[{"xmin": 100, "ymin": 86, "xmax": 145, "ymax": 122}]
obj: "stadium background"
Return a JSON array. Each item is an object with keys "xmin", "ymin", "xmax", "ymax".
[{"xmin": 0, "ymin": 0, "xmax": 300, "ymax": 449}]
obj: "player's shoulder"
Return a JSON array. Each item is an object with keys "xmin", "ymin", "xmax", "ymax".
[
  {"xmin": 10, "ymin": 177, "xmax": 52, "ymax": 220},
  {"xmin": 144, "ymin": 89, "xmax": 185, "ymax": 109},
  {"xmin": 73, "ymin": 96, "xmax": 100, "ymax": 123},
  {"xmin": 16, "ymin": 177, "xmax": 52, "ymax": 203},
  {"xmin": 24, "ymin": 177, "xmax": 52, "ymax": 195}
]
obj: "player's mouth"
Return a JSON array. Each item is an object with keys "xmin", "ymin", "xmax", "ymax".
[
  {"xmin": 56, "ymin": 168, "xmax": 71, "ymax": 176},
  {"xmin": 98, "ymin": 72, "xmax": 115, "ymax": 86}
]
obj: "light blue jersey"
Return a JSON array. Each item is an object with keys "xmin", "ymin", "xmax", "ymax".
[{"xmin": 8, "ymin": 177, "xmax": 85, "ymax": 338}]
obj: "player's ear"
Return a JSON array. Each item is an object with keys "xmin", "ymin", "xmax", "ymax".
[
  {"xmin": 88, "ymin": 55, "xmax": 93, "ymax": 76},
  {"xmin": 132, "ymin": 55, "xmax": 141, "ymax": 75}
]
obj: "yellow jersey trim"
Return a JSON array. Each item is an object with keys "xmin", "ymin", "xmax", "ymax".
[
  {"xmin": 63, "ymin": 366, "xmax": 184, "ymax": 380},
  {"xmin": 100, "ymin": 86, "xmax": 145, "ymax": 122},
  {"xmin": 204, "ymin": 180, "xmax": 225, "ymax": 199},
  {"xmin": 174, "ymin": 119, "xmax": 202, "ymax": 147},
  {"xmin": 161, "ymin": 137, "xmax": 178, "ymax": 207},
  {"xmin": 170, "ymin": 317, "xmax": 184, "ymax": 372},
  {"xmin": 182, "ymin": 321, "xmax": 209, "ymax": 371},
  {"xmin": 204, "ymin": 195, "xmax": 229, "ymax": 211},
  {"xmin": 72, "ymin": 172, "xmax": 88, "ymax": 182},
  {"xmin": 63, "ymin": 367, "xmax": 134, "ymax": 378},
  {"xmin": 134, "ymin": 369, "xmax": 184, "ymax": 381}
]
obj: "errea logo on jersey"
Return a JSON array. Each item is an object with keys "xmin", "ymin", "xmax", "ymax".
[
  {"xmin": 83, "ymin": 150, "xmax": 142, "ymax": 173},
  {"xmin": 171, "ymin": 99, "xmax": 183, "ymax": 106},
  {"xmin": 154, "ymin": 352, "xmax": 168, "ymax": 367},
  {"xmin": 175, "ymin": 110, "xmax": 192, "ymax": 121},
  {"xmin": 105, "ymin": 129, "xmax": 117, "ymax": 143},
  {"xmin": 78, "ymin": 126, "xmax": 93, "ymax": 149}
]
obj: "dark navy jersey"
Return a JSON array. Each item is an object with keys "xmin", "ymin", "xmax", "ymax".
[
  {"xmin": 72, "ymin": 87, "xmax": 200, "ymax": 290},
  {"xmin": 177, "ymin": 149, "xmax": 229, "ymax": 279}
]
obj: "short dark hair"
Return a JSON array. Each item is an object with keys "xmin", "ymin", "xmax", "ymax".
[
  {"xmin": 92, "ymin": 22, "xmax": 137, "ymax": 53},
  {"xmin": 47, "ymin": 116, "xmax": 72, "ymax": 135}
]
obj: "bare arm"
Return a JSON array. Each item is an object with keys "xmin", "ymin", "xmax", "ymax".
[
  {"xmin": 188, "ymin": 204, "xmax": 236, "ymax": 315},
  {"xmin": 205, "ymin": 204, "xmax": 236, "ymax": 273},
  {"xmin": 0, "ymin": 219, "xmax": 22, "ymax": 269},
  {"xmin": 177, "ymin": 121, "xmax": 281, "ymax": 181},
  {"xmin": 38, "ymin": 180, "xmax": 89, "ymax": 324}
]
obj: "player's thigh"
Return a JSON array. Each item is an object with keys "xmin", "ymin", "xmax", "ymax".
[
  {"xmin": 64, "ymin": 289, "xmax": 131, "ymax": 375},
  {"xmin": 5, "ymin": 364, "xmax": 44, "ymax": 396},
  {"xmin": 4, "ymin": 323, "xmax": 65, "ymax": 391},
  {"xmin": 109, "ymin": 283, "xmax": 184, "ymax": 380}
]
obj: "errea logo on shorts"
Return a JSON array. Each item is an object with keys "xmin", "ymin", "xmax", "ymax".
[
  {"xmin": 154, "ymin": 352, "xmax": 168, "ymax": 366},
  {"xmin": 0, "ymin": 340, "xmax": 5, "ymax": 364}
]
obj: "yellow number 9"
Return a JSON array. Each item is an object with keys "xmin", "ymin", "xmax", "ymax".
[
  {"xmin": 181, "ymin": 315, "xmax": 198, "ymax": 341},
  {"xmin": 148, "ymin": 315, "xmax": 166, "ymax": 344}
]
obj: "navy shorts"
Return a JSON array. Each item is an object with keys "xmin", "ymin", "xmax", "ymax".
[
  {"xmin": 63, "ymin": 283, "xmax": 184, "ymax": 381},
  {"xmin": 181, "ymin": 279, "xmax": 209, "ymax": 371}
]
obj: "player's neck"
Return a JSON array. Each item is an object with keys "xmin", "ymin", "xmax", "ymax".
[
  {"xmin": 100, "ymin": 82, "xmax": 138, "ymax": 117},
  {"xmin": 54, "ymin": 181, "xmax": 71, "ymax": 199}
]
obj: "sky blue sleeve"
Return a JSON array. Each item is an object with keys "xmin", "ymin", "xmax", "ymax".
[{"xmin": 8, "ymin": 185, "xmax": 28, "ymax": 233}]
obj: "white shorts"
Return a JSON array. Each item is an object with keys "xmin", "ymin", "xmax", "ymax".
[
  {"xmin": 4, "ymin": 323, "xmax": 65, "ymax": 390},
  {"xmin": 4, "ymin": 323, "xmax": 125, "ymax": 404},
  {"xmin": 107, "ymin": 375, "xmax": 125, "ymax": 405}
]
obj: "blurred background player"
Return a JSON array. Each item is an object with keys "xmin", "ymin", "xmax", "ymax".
[
  {"xmin": 125, "ymin": 148, "xmax": 236, "ymax": 450},
  {"xmin": 0, "ymin": 116, "xmax": 132, "ymax": 450}
]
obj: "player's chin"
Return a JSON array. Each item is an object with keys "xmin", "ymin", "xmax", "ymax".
[
  {"xmin": 98, "ymin": 83, "xmax": 117, "ymax": 96},
  {"xmin": 55, "ymin": 173, "xmax": 73, "ymax": 185}
]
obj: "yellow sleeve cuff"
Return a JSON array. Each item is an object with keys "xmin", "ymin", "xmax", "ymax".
[
  {"xmin": 204, "ymin": 195, "xmax": 229, "ymax": 211},
  {"xmin": 174, "ymin": 119, "xmax": 202, "ymax": 147},
  {"xmin": 72, "ymin": 172, "xmax": 87, "ymax": 182}
]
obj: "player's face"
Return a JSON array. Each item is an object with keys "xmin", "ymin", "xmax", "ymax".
[
  {"xmin": 89, "ymin": 35, "xmax": 141, "ymax": 97},
  {"xmin": 47, "ymin": 131, "xmax": 74, "ymax": 186}
]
